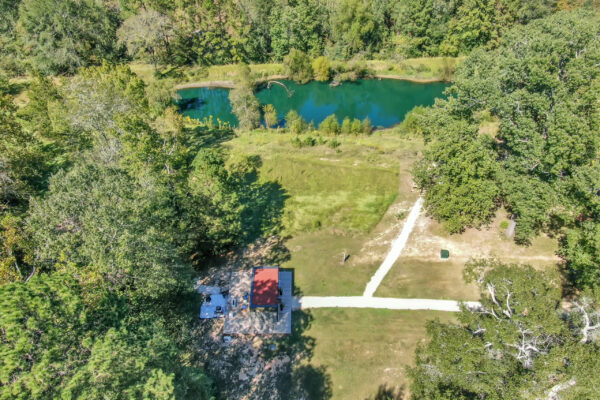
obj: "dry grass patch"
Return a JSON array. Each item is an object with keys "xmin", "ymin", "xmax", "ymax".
[{"xmin": 303, "ymin": 309, "xmax": 456, "ymax": 400}]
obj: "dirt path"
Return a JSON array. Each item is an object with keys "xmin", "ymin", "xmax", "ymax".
[
  {"xmin": 363, "ymin": 197, "xmax": 424, "ymax": 297},
  {"xmin": 294, "ymin": 296, "xmax": 480, "ymax": 312},
  {"xmin": 292, "ymin": 197, "xmax": 481, "ymax": 312}
]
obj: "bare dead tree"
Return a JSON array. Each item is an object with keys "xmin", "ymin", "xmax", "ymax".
[{"xmin": 572, "ymin": 298, "xmax": 600, "ymax": 343}]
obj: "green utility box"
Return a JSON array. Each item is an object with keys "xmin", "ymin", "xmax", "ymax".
[{"xmin": 440, "ymin": 249, "xmax": 450, "ymax": 259}]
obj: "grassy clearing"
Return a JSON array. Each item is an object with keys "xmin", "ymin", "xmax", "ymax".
[
  {"xmin": 366, "ymin": 57, "xmax": 464, "ymax": 81},
  {"xmin": 223, "ymin": 130, "xmax": 423, "ymax": 295},
  {"xmin": 284, "ymin": 232, "xmax": 378, "ymax": 296},
  {"xmin": 301, "ymin": 309, "xmax": 456, "ymax": 400},
  {"xmin": 225, "ymin": 130, "xmax": 421, "ymax": 235}
]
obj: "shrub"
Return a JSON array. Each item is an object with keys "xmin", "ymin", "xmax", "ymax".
[
  {"xmin": 351, "ymin": 118, "xmax": 362, "ymax": 135},
  {"xmin": 401, "ymin": 106, "xmax": 427, "ymax": 135},
  {"xmin": 341, "ymin": 117, "xmax": 352, "ymax": 134},
  {"xmin": 284, "ymin": 49, "xmax": 313, "ymax": 84},
  {"xmin": 302, "ymin": 136, "xmax": 317, "ymax": 147},
  {"xmin": 291, "ymin": 135, "xmax": 317, "ymax": 148},
  {"xmin": 286, "ymin": 110, "xmax": 307, "ymax": 134},
  {"xmin": 328, "ymin": 138, "xmax": 341, "ymax": 149},
  {"xmin": 312, "ymin": 56, "xmax": 331, "ymax": 81},
  {"xmin": 319, "ymin": 114, "xmax": 340, "ymax": 135}
]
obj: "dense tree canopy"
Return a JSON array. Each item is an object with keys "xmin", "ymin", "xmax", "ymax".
[
  {"xmin": 412, "ymin": 11, "xmax": 600, "ymax": 287},
  {"xmin": 1, "ymin": 2, "xmax": 599, "ymax": 398},
  {"xmin": 410, "ymin": 260, "xmax": 600, "ymax": 399},
  {"xmin": 0, "ymin": 274, "xmax": 212, "ymax": 399},
  {"xmin": 17, "ymin": 0, "xmax": 120, "ymax": 74},
  {"xmin": 1, "ymin": 0, "xmax": 589, "ymax": 76}
]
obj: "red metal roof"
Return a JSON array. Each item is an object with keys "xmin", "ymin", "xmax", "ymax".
[{"xmin": 251, "ymin": 267, "xmax": 279, "ymax": 307}]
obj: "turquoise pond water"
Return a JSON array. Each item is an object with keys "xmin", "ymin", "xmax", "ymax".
[{"xmin": 177, "ymin": 79, "xmax": 448, "ymax": 128}]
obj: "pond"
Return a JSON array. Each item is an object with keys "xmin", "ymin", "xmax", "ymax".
[{"xmin": 177, "ymin": 79, "xmax": 448, "ymax": 128}]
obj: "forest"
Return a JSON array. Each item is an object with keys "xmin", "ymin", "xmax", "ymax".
[{"xmin": 1, "ymin": 0, "xmax": 600, "ymax": 399}]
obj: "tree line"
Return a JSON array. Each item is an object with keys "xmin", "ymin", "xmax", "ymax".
[{"xmin": 1, "ymin": 0, "xmax": 590, "ymax": 76}]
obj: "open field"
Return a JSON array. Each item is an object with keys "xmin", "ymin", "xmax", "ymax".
[
  {"xmin": 224, "ymin": 130, "xmax": 421, "ymax": 235},
  {"xmin": 301, "ymin": 309, "xmax": 456, "ymax": 400},
  {"xmin": 223, "ymin": 130, "xmax": 423, "ymax": 297}
]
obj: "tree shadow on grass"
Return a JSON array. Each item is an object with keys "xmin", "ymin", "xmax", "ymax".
[
  {"xmin": 268, "ymin": 309, "xmax": 333, "ymax": 400},
  {"xmin": 231, "ymin": 155, "xmax": 290, "ymax": 248},
  {"xmin": 365, "ymin": 384, "xmax": 406, "ymax": 400},
  {"xmin": 186, "ymin": 125, "xmax": 235, "ymax": 151}
]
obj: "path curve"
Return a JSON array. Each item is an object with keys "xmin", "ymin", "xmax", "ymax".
[
  {"xmin": 363, "ymin": 197, "xmax": 424, "ymax": 297},
  {"xmin": 293, "ymin": 296, "xmax": 480, "ymax": 312}
]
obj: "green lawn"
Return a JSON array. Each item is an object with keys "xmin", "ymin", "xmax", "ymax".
[
  {"xmin": 375, "ymin": 259, "xmax": 480, "ymax": 300},
  {"xmin": 300, "ymin": 309, "xmax": 456, "ymax": 400},
  {"xmin": 284, "ymin": 232, "xmax": 378, "ymax": 296}
]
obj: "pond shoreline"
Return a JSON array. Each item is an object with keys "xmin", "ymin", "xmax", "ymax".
[
  {"xmin": 174, "ymin": 74, "xmax": 448, "ymax": 90},
  {"xmin": 177, "ymin": 77, "xmax": 448, "ymax": 128}
]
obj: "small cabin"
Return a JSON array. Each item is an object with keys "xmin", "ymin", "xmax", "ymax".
[
  {"xmin": 223, "ymin": 266, "xmax": 293, "ymax": 335},
  {"xmin": 251, "ymin": 266, "xmax": 280, "ymax": 308}
]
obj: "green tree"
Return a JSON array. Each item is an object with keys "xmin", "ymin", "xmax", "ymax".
[
  {"xmin": 269, "ymin": 0, "xmax": 327, "ymax": 60},
  {"xmin": 0, "ymin": 274, "xmax": 213, "ymax": 399},
  {"xmin": 350, "ymin": 118, "xmax": 362, "ymax": 135},
  {"xmin": 362, "ymin": 117, "xmax": 373, "ymax": 134},
  {"xmin": 26, "ymin": 162, "xmax": 192, "ymax": 300},
  {"xmin": 262, "ymin": 104, "xmax": 278, "ymax": 128},
  {"xmin": 228, "ymin": 65, "xmax": 260, "ymax": 130},
  {"xmin": 332, "ymin": 0, "xmax": 379, "ymax": 58},
  {"xmin": 0, "ymin": 274, "xmax": 93, "ymax": 398},
  {"xmin": 312, "ymin": 56, "xmax": 331, "ymax": 81},
  {"xmin": 341, "ymin": 116, "xmax": 352, "ymax": 134},
  {"xmin": 117, "ymin": 9, "xmax": 175, "ymax": 69},
  {"xmin": 439, "ymin": 0, "xmax": 498, "ymax": 55},
  {"xmin": 286, "ymin": 110, "xmax": 307, "ymax": 134},
  {"xmin": 62, "ymin": 320, "xmax": 211, "ymax": 399},
  {"xmin": 283, "ymin": 49, "xmax": 313, "ymax": 84},
  {"xmin": 0, "ymin": 213, "xmax": 33, "ymax": 284},
  {"xmin": 560, "ymin": 221, "xmax": 600, "ymax": 288},
  {"xmin": 413, "ymin": 110, "xmax": 501, "ymax": 233},
  {"xmin": 17, "ymin": 0, "xmax": 120, "ymax": 74},
  {"xmin": 0, "ymin": 93, "xmax": 46, "ymax": 206},
  {"xmin": 413, "ymin": 12, "xmax": 600, "ymax": 281},
  {"xmin": 319, "ymin": 114, "xmax": 340, "ymax": 135},
  {"xmin": 187, "ymin": 148, "xmax": 244, "ymax": 254},
  {"xmin": 410, "ymin": 260, "xmax": 600, "ymax": 399}
]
